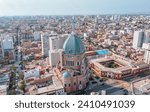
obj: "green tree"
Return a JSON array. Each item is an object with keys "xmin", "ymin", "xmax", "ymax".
[
  {"xmin": 46, "ymin": 68, "xmax": 49, "ymax": 73},
  {"xmin": 19, "ymin": 73, "xmax": 24, "ymax": 80},
  {"xmin": 10, "ymin": 66, "xmax": 17, "ymax": 71},
  {"xmin": 19, "ymin": 80, "xmax": 26, "ymax": 93}
]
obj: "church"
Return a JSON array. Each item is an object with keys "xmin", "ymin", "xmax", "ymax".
[{"xmin": 54, "ymin": 32, "xmax": 88, "ymax": 93}]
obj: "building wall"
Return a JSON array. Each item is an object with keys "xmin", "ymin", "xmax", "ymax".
[
  {"xmin": 133, "ymin": 31, "xmax": 144, "ymax": 49},
  {"xmin": 144, "ymin": 31, "xmax": 150, "ymax": 43},
  {"xmin": 42, "ymin": 34, "xmax": 67, "ymax": 57},
  {"xmin": 62, "ymin": 53, "xmax": 84, "ymax": 70},
  {"xmin": 49, "ymin": 37, "xmax": 59, "ymax": 51},
  {"xmin": 49, "ymin": 35, "xmax": 68, "ymax": 51},
  {"xmin": 63, "ymin": 74, "xmax": 87, "ymax": 93},
  {"xmin": 55, "ymin": 89, "xmax": 65, "ymax": 95},
  {"xmin": 34, "ymin": 32, "xmax": 41, "ymax": 41},
  {"xmin": 144, "ymin": 50, "xmax": 150, "ymax": 64},
  {"xmin": 133, "ymin": 30, "xmax": 150, "ymax": 49},
  {"xmin": 61, "ymin": 52, "xmax": 87, "ymax": 93},
  {"xmin": 49, "ymin": 51, "xmax": 61, "ymax": 67},
  {"xmin": 90, "ymin": 54, "xmax": 149, "ymax": 79},
  {"xmin": 143, "ymin": 43, "xmax": 150, "ymax": 64},
  {"xmin": 0, "ymin": 40, "xmax": 3, "ymax": 58},
  {"xmin": 0, "ymin": 36, "xmax": 15, "ymax": 62},
  {"xmin": 41, "ymin": 35, "xmax": 49, "ymax": 57}
]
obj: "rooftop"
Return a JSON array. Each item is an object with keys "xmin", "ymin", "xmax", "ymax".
[
  {"xmin": 63, "ymin": 32, "xmax": 85, "ymax": 55},
  {"xmin": 28, "ymin": 75, "xmax": 63, "ymax": 95}
]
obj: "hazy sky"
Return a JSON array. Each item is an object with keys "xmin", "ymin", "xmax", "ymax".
[{"xmin": 0, "ymin": 0, "xmax": 149, "ymax": 16}]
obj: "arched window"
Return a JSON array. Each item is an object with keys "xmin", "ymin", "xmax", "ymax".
[
  {"xmin": 79, "ymin": 81, "xmax": 82, "ymax": 84},
  {"xmin": 64, "ymin": 84, "xmax": 67, "ymax": 87},
  {"xmin": 77, "ymin": 62, "xmax": 80, "ymax": 66}
]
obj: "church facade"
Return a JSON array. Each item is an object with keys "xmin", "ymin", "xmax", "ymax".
[{"xmin": 54, "ymin": 32, "xmax": 88, "ymax": 93}]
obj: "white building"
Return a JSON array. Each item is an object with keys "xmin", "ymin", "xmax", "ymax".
[
  {"xmin": 41, "ymin": 33, "xmax": 68, "ymax": 66},
  {"xmin": 41, "ymin": 33, "xmax": 68, "ymax": 57},
  {"xmin": 143, "ymin": 43, "xmax": 150, "ymax": 49},
  {"xmin": 144, "ymin": 30, "xmax": 150, "ymax": 43},
  {"xmin": 24, "ymin": 68, "xmax": 40, "ymax": 80},
  {"xmin": 41, "ymin": 34, "xmax": 53, "ymax": 57},
  {"xmin": 0, "ymin": 36, "xmax": 15, "ymax": 62},
  {"xmin": 133, "ymin": 31, "xmax": 144, "ymax": 49},
  {"xmin": 0, "ymin": 39, "xmax": 3, "ymax": 59},
  {"xmin": 49, "ymin": 34, "xmax": 68, "ymax": 51},
  {"xmin": 0, "ymin": 85, "xmax": 8, "ymax": 95},
  {"xmin": 33, "ymin": 32, "xmax": 41, "ymax": 41},
  {"xmin": 48, "ymin": 34, "xmax": 68, "ymax": 66},
  {"xmin": 143, "ymin": 43, "xmax": 150, "ymax": 64},
  {"xmin": 2, "ymin": 37, "xmax": 14, "ymax": 50},
  {"xmin": 49, "ymin": 50, "xmax": 62, "ymax": 67},
  {"xmin": 133, "ymin": 30, "xmax": 150, "ymax": 49}
]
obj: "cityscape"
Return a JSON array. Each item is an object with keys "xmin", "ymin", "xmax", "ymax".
[{"xmin": 0, "ymin": 15, "xmax": 150, "ymax": 95}]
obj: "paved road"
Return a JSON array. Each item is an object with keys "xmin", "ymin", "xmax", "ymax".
[{"xmin": 85, "ymin": 77, "xmax": 129, "ymax": 95}]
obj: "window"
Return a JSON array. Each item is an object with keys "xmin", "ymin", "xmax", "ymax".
[
  {"xmin": 77, "ymin": 62, "xmax": 80, "ymax": 66},
  {"xmin": 4, "ymin": 51, "xmax": 9, "ymax": 57},
  {"xmin": 77, "ymin": 56, "xmax": 80, "ymax": 58},
  {"xmin": 79, "ymin": 81, "xmax": 82, "ymax": 84},
  {"xmin": 74, "ymin": 72, "xmax": 80, "ymax": 76},
  {"xmin": 68, "ymin": 84, "xmax": 71, "ymax": 87},
  {"xmin": 64, "ymin": 84, "xmax": 67, "ymax": 87},
  {"xmin": 68, "ymin": 55, "xmax": 73, "ymax": 58},
  {"xmin": 66, "ymin": 61, "xmax": 74, "ymax": 66},
  {"xmin": 74, "ymin": 83, "xmax": 76, "ymax": 86}
]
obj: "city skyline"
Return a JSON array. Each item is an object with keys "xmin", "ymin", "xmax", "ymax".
[{"xmin": 0, "ymin": 0, "xmax": 150, "ymax": 16}]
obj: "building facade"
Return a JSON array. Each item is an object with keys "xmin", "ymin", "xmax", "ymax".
[
  {"xmin": 48, "ymin": 34, "xmax": 68, "ymax": 66},
  {"xmin": 133, "ymin": 30, "xmax": 150, "ymax": 49},
  {"xmin": 143, "ymin": 43, "xmax": 150, "ymax": 64},
  {"xmin": 41, "ymin": 33, "xmax": 68, "ymax": 58},
  {"xmin": 90, "ymin": 53, "xmax": 150, "ymax": 80},
  {"xmin": 133, "ymin": 31, "xmax": 145, "ymax": 49},
  {"xmin": 0, "ymin": 36, "xmax": 15, "ymax": 63},
  {"xmin": 54, "ymin": 32, "xmax": 88, "ymax": 93}
]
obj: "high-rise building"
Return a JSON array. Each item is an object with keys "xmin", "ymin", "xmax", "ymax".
[
  {"xmin": 132, "ymin": 31, "xmax": 145, "ymax": 49},
  {"xmin": 41, "ymin": 34, "xmax": 53, "ymax": 57},
  {"xmin": 0, "ymin": 36, "xmax": 15, "ymax": 63},
  {"xmin": 144, "ymin": 30, "xmax": 150, "ymax": 43},
  {"xmin": 48, "ymin": 34, "xmax": 68, "ymax": 66},
  {"xmin": 0, "ymin": 39, "xmax": 3, "ymax": 59},
  {"xmin": 49, "ymin": 50, "xmax": 62, "ymax": 67},
  {"xmin": 33, "ymin": 32, "xmax": 41, "ymax": 41},
  {"xmin": 133, "ymin": 30, "xmax": 150, "ymax": 49},
  {"xmin": 49, "ymin": 34, "xmax": 68, "ymax": 52},
  {"xmin": 143, "ymin": 43, "xmax": 150, "ymax": 64},
  {"xmin": 42, "ymin": 33, "xmax": 68, "ymax": 57}
]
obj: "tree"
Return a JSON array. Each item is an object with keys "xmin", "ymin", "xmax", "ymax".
[
  {"xmin": 10, "ymin": 66, "xmax": 17, "ymax": 71},
  {"xmin": 19, "ymin": 80, "xmax": 26, "ymax": 93},
  {"xmin": 46, "ymin": 68, "xmax": 49, "ymax": 73},
  {"xmin": 19, "ymin": 73, "xmax": 24, "ymax": 80},
  {"xmin": 12, "ymin": 73, "xmax": 16, "ymax": 78}
]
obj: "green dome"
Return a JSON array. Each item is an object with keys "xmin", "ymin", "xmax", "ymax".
[
  {"xmin": 63, "ymin": 71, "xmax": 70, "ymax": 78},
  {"xmin": 63, "ymin": 32, "xmax": 85, "ymax": 55}
]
